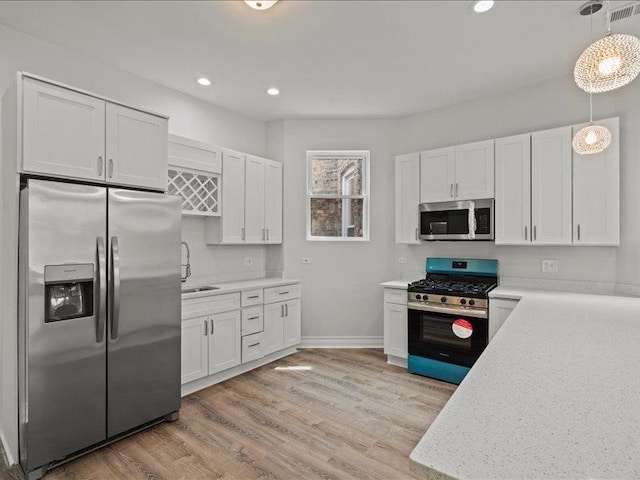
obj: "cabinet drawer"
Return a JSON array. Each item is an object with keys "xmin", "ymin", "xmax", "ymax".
[
  {"xmin": 242, "ymin": 305, "xmax": 264, "ymax": 336},
  {"xmin": 182, "ymin": 293, "xmax": 241, "ymax": 319},
  {"xmin": 242, "ymin": 332, "xmax": 264, "ymax": 364},
  {"xmin": 264, "ymin": 284, "xmax": 300, "ymax": 304},
  {"xmin": 384, "ymin": 288, "xmax": 407, "ymax": 305},
  {"xmin": 242, "ymin": 289, "xmax": 263, "ymax": 307}
]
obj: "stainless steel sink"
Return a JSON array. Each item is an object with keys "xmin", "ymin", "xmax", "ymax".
[{"xmin": 181, "ymin": 286, "xmax": 220, "ymax": 294}]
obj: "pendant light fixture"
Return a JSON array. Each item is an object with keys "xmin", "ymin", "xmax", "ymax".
[
  {"xmin": 574, "ymin": 0, "xmax": 640, "ymax": 93},
  {"xmin": 573, "ymin": 1, "xmax": 612, "ymax": 155}
]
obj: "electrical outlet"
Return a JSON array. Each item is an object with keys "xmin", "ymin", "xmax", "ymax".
[
  {"xmin": 244, "ymin": 256, "xmax": 254, "ymax": 266},
  {"xmin": 398, "ymin": 257, "xmax": 408, "ymax": 264},
  {"xmin": 301, "ymin": 257, "xmax": 312, "ymax": 264},
  {"xmin": 541, "ymin": 260, "xmax": 558, "ymax": 273}
]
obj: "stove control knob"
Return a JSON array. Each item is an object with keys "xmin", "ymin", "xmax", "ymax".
[
  {"xmin": 468, "ymin": 299, "xmax": 475, "ymax": 306},
  {"xmin": 415, "ymin": 294, "xmax": 422, "ymax": 300},
  {"xmin": 460, "ymin": 299, "xmax": 467, "ymax": 305},
  {"xmin": 440, "ymin": 296, "xmax": 447, "ymax": 303}
]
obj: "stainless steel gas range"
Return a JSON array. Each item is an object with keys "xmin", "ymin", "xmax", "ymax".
[{"xmin": 407, "ymin": 258, "xmax": 498, "ymax": 384}]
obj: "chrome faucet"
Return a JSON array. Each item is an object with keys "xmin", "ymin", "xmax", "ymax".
[{"xmin": 181, "ymin": 241, "xmax": 192, "ymax": 283}]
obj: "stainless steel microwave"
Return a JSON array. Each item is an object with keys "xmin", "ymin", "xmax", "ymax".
[{"xmin": 419, "ymin": 199, "xmax": 494, "ymax": 241}]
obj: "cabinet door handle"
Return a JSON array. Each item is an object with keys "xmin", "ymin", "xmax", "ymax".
[
  {"xmin": 281, "ymin": 305, "xmax": 285, "ymax": 317},
  {"xmin": 248, "ymin": 315, "xmax": 259, "ymax": 320},
  {"xmin": 267, "ymin": 229, "xmax": 269, "ymax": 242},
  {"xmin": 241, "ymin": 227, "xmax": 245, "ymax": 241},
  {"xmin": 524, "ymin": 225, "xmax": 528, "ymax": 241},
  {"xmin": 204, "ymin": 319, "xmax": 208, "ymax": 336},
  {"xmin": 533, "ymin": 225, "xmax": 537, "ymax": 241},
  {"xmin": 415, "ymin": 227, "xmax": 419, "ymax": 241},
  {"xmin": 577, "ymin": 224, "xmax": 581, "ymax": 241},
  {"xmin": 108, "ymin": 158, "xmax": 114, "ymax": 178},
  {"xmin": 262, "ymin": 228, "xmax": 265, "ymax": 241},
  {"xmin": 97, "ymin": 156, "xmax": 103, "ymax": 176},
  {"xmin": 455, "ymin": 183, "xmax": 459, "ymax": 197},
  {"xmin": 248, "ymin": 342, "xmax": 260, "ymax": 348},
  {"xmin": 450, "ymin": 183, "xmax": 454, "ymax": 198},
  {"xmin": 285, "ymin": 304, "xmax": 289, "ymax": 316},
  {"xmin": 210, "ymin": 319, "xmax": 214, "ymax": 335}
]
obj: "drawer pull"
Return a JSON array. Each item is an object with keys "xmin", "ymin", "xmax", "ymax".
[
  {"xmin": 248, "ymin": 316, "xmax": 259, "ymax": 320},
  {"xmin": 279, "ymin": 291, "xmax": 290, "ymax": 295},
  {"xmin": 247, "ymin": 295, "xmax": 260, "ymax": 299},
  {"xmin": 248, "ymin": 342, "xmax": 260, "ymax": 348}
]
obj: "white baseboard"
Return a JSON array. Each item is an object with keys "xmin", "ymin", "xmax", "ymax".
[
  {"xmin": 181, "ymin": 347, "xmax": 298, "ymax": 397},
  {"xmin": 299, "ymin": 336, "xmax": 383, "ymax": 349}
]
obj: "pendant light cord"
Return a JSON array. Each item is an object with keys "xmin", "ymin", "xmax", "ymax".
[
  {"xmin": 589, "ymin": 4, "xmax": 594, "ymax": 122},
  {"xmin": 606, "ymin": 0, "xmax": 611, "ymax": 35}
]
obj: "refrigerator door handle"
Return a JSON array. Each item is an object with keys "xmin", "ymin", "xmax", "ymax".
[
  {"xmin": 110, "ymin": 236, "xmax": 121, "ymax": 340},
  {"xmin": 96, "ymin": 237, "xmax": 107, "ymax": 343}
]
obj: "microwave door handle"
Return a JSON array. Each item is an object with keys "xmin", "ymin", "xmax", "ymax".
[
  {"xmin": 96, "ymin": 237, "xmax": 107, "ymax": 343},
  {"xmin": 110, "ymin": 236, "xmax": 121, "ymax": 340}
]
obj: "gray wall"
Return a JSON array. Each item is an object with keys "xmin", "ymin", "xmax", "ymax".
[{"xmin": 267, "ymin": 119, "xmax": 395, "ymax": 344}]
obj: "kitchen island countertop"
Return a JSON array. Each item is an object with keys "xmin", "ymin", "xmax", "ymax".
[{"xmin": 410, "ymin": 289, "xmax": 640, "ymax": 479}]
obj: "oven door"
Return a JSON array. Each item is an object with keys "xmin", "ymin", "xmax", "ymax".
[
  {"xmin": 408, "ymin": 307, "xmax": 488, "ymax": 367},
  {"xmin": 419, "ymin": 199, "xmax": 494, "ymax": 241}
]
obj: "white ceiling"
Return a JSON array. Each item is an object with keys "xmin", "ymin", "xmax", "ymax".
[{"xmin": 0, "ymin": 1, "xmax": 638, "ymax": 121}]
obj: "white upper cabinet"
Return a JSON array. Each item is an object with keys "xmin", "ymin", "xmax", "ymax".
[
  {"xmin": 207, "ymin": 152, "xmax": 283, "ymax": 245},
  {"xmin": 572, "ymin": 117, "xmax": 620, "ymax": 246},
  {"xmin": 105, "ymin": 103, "xmax": 168, "ymax": 191},
  {"xmin": 245, "ymin": 155, "xmax": 266, "ymax": 244},
  {"xmin": 22, "ymin": 78, "xmax": 106, "ymax": 181},
  {"xmin": 21, "ymin": 76, "xmax": 168, "ymax": 191},
  {"xmin": 395, "ymin": 152, "xmax": 421, "ymax": 244},
  {"xmin": 531, "ymin": 126, "xmax": 572, "ymax": 245},
  {"xmin": 420, "ymin": 147, "xmax": 455, "ymax": 202},
  {"xmin": 220, "ymin": 149, "xmax": 247, "ymax": 243},
  {"xmin": 420, "ymin": 141, "xmax": 494, "ymax": 203},
  {"xmin": 495, "ymin": 134, "xmax": 531, "ymax": 245},
  {"xmin": 167, "ymin": 135, "xmax": 221, "ymax": 217},
  {"xmin": 264, "ymin": 159, "xmax": 283, "ymax": 244},
  {"xmin": 454, "ymin": 140, "xmax": 494, "ymax": 200}
]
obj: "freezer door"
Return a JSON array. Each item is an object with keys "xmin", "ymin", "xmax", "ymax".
[
  {"xmin": 20, "ymin": 180, "xmax": 107, "ymax": 470},
  {"xmin": 107, "ymin": 189, "xmax": 181, "ymax": 437}
]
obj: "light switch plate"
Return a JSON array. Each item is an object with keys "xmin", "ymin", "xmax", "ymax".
[
  {"xmin": 301, "ymin": 257, "xmax": 312, "ymax": 264},
  {"xmin": 398, "ymin": 257, "xmax": 408, "ymax": 264},
  {"xmin": 541, "ymin": 260, "xmax": 558, "ymax": 273},
  {"xmin": 244, "ymin": 256, "xmax": 254, "ymax": 266}
]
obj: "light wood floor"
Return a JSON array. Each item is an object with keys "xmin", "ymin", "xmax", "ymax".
[{"xmin": 3, "ymin": 349, "xmax": 455, "ymax": 480}]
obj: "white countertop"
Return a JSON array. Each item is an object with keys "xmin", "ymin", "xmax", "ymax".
[
  {"xmin": 181, "ymin": 277, "xmax": 299, "ymax": 300},
  {"xmin": 411, "ymin": 289, "xmax": 640, "ymax": 479},
  {"xmin": 381, "ymin": 280, "xmax": 410, "ymax": 290}
]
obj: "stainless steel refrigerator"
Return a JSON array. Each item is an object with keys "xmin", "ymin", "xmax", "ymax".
[{"xmin": 18, "ymin": 179, "xmax": 181, "ymax": 478}]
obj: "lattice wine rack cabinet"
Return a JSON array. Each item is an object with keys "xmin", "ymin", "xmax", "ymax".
[{"xmin": 167, "ymin": 167, "xmax": 220, "ymax": 216}]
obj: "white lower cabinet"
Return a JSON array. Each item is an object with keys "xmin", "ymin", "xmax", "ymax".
[
  {"xmin": 383, "ymin": 288, "xmax": 408, "ymax": 361},
  {"xmin": 208, "ymin": 310, "xmax": 242, "ymax": 374},
  {"xmin": 488, "ymin": 297, "xmax": 520, "ymax": 341},
  {"xmin": 242, "ymin": 332, "xmax": 264, "ymax": 363},
  {"xmin": 181, "ymin": 282, "xmax": 301, "ymax": 389},
  {"xmin": 263, "ymin": 302, "xmax": 285, "ymax": 355},
  {"xmin": 180, "ymin": 316, "xmax": 209, "ymax": 384}
]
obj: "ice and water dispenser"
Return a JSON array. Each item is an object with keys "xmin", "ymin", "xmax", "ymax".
[{"xmin": 44, "ymin": 264, "xmax": 94, "ymax": 322}]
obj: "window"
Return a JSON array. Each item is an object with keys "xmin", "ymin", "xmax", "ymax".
[{"xmin": 306, "ymin": 150, "xmax": 370, "ymax": 241}]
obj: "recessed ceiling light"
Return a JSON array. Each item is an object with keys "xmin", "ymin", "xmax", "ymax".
[
  {"xmin": 244, "ymin": 0, "xmax": 278, "ymax": 10},
  {"xmin": 197, "ymin": 77, "xmax": 212, "ymax": 86},
  {"xmin": 472, "ymin": 0, "xmax": 495, "ymax": 13},
  {"xmin": 267, "ymin": 87, "xmax": 280, "ymax": 96}
]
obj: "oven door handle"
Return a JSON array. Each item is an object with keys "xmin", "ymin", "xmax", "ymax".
[{"xmin": 408, "ymin": 302, "xmax": 487, "ymax": 319}]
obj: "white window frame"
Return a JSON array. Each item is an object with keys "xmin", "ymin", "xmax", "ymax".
[{"xmin": 306, "ymin": 150, "xmax": 370, "ymax": 242}]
